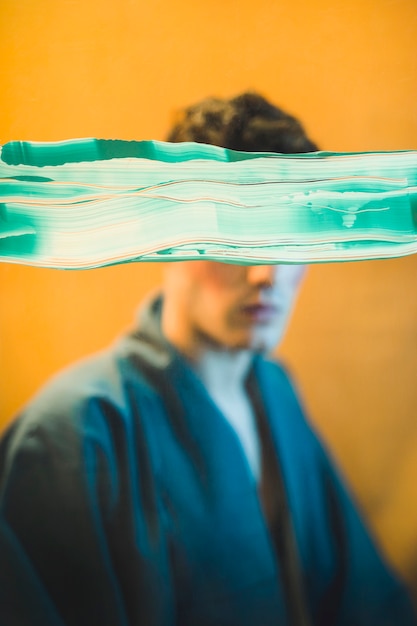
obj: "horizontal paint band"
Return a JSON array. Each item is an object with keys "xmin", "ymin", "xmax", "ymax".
[{"xmin": 0, "ymin": 138, "xmax": 416, "ymax": 268}]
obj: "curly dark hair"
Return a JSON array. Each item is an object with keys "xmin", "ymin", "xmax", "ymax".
[{"xmin": 166, "ymin": 92, "xmax": 318, "ymax": 154}]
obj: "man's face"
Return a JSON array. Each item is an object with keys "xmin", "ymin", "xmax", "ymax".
[{"xmin": 164, "ymin": 261, "xmax": 306, "ymax": 354}]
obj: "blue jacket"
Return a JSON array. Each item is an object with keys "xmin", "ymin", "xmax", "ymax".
[{"xmin": 0, "ymin": 296, "xmax": 415, "ymax": 626}]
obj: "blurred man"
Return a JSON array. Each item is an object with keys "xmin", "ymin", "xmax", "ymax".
[{"xmin": 0, "ymin": 93, "xmax": 415, "ymax": 626}]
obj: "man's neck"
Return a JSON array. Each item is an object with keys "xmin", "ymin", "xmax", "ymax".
[{"xmin": 161, "ymin": 296, "xmax": 254, "ymax": 395}]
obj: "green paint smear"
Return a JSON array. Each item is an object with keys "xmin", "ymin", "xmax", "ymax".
[{"xmin": 0, "ymin": 138, "xmax": 416, "ymax": 268}]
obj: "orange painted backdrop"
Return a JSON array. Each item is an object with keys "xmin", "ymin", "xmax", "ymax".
[{"xmin": 1, "ymin": 0, "xmax": 417, "ymax": 592}]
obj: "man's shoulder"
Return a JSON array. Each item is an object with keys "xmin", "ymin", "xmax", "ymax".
[
  {"xmin": 5, "ymin": 292, "xmax": 173, "ymax": 449},
  {"xmin": 9, "ymin": 339, "xmax": 161, "ymax": 439}
]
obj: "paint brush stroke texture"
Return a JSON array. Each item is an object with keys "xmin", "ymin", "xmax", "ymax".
[{"xmin": 0, "ymin": 139, "xmax": 416, "ymax": 268}]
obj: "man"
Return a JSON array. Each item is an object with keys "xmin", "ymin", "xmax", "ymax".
[{"xmin": 0, "ymin": 92, "xmax": 415, "ymax": 626}]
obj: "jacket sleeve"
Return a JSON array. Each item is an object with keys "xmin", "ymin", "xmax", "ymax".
[
  {"xmin": 0, "ymin": 397, "xmax": 134, "ymax": 626},
  {"xmin": 0, "ymin": 513, "xmax": 66, "ymax": 626},
  {"xmin": 315, "ymin": 446, "xmax": 416, "ymax": 626},
  {"xmin": 0, "ymin": 383, "xmax": 172, "ymax": 626}
]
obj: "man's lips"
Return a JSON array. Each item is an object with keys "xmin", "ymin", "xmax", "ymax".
[{"xmin": 240, "ymin": 303, "xmax": 280, "ymax": 323}]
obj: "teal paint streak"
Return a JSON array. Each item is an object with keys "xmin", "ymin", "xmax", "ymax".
[{"xmin": 0, "ymin": 139, "xmax": 416, "ymax": 269}]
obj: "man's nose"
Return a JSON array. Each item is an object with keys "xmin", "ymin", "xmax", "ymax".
[{"xmin": 246, "ymin": 265, "xmax": 277, "ymax": 288}]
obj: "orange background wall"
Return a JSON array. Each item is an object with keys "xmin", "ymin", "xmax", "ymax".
[{"xmin": 1, "ymin": 0, "xmax": 417, "ymax": 592}]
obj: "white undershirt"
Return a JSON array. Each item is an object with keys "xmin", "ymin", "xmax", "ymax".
[
  {"xmin": 192, "ymin": 349, "xmax": 261, "ymax": 483},
  {"xmin": 203, "ymin": 383, "xmax": 261, "ymax": 483}
]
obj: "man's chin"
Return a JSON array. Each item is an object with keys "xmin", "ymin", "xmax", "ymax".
[
  {"xmin": 229, "ymin": 334, "xmax": 278, "ymax": 355},
  {"xmin": 197, "ymin": 327, "xmax": 280, "ymax": 354}
]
